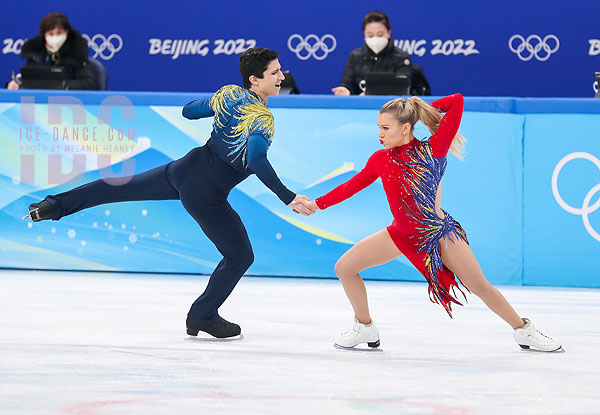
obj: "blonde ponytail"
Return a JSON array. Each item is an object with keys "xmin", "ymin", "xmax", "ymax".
[{"xmin": 380, "ymin": 96, "xmax": 466, "ymax": 159}]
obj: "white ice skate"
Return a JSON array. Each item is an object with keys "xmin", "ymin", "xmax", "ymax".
[
  {"xmin": 334, "ymin": 318, "xmax": 380, "ymax": 350},
  {"xmin": 513, "ymin": 318, "xmax": 562, "ymax": 352}
]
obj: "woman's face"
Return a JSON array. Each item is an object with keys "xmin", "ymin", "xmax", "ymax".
[
  {"xmin": 377, "ymin": 112, "xmax": 411, "ymax": 149},
  {"xmin": 45, "ymin": 26, "xmax": 68, "ymax": 37},
  {"xmin": 364, "ymin": 22, "xmax": 390, "ymax": 39}
]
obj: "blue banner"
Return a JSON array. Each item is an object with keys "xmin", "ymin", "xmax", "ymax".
[
  {"xmin": 523, "ymin": 114, "xmax": 600, "ymax": 287},
  {"xmin": 0, "ymin": 0, "xmax": 598, "ymax": 97},
  {"xmin": 0, "ymin": 92, "xmax": 523, "ymax": 285},
  {"xmin": 1, "ymin": 91, "xmax": 598, "ymax": 287}
]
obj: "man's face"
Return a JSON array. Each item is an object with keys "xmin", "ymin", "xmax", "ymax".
[{"xmin": 253, "ymin": 59, "xmax": 285, "ymax": 99}]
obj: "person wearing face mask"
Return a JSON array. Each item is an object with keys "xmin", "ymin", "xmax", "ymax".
[
  {"xmin": 6, "ymin": 12, "xmax": 97, "ymax": 90},
  {"xmin": 332, "ymin": 11, "xmax": 430, "ymax": 96}
]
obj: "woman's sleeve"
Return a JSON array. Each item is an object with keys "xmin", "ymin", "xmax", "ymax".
[
  {"xmin": 247, "ymin": 133, "xmax": 296, "ymax": 205},
  {"xmin": 182, "ymin": 99, "xmax": 215, "ymax": 120},
  {"xmin": 315, "ymin": 153, "xmax": 379, "ymax": 209},
  {"xmin": 428, "ymin": 93, "xmax": 464, "ymax": 158}
]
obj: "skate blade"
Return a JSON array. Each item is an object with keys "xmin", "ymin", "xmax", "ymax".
[
  {"xmin": 185, "ymin": 333, "xmax": 244, "ymax": 343},
  {"xmin": 333, "ymin": 343, "xmax": 383, "ymax": 352},
  {"xmin": 22, "ymin": 214, "xmax": 31, "ymax": 220},
  {"xmin": 519, "ymin": 344, "xmax": 565, "ymax": 353}
]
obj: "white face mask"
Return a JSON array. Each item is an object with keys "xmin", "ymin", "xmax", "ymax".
[
  {"xmin": 45, "ymin": 34, "xmax": 67, "ymax": 53},
  {"xmin": 365, "ymin": 36, "xmax": 388, "ymax": 54}
]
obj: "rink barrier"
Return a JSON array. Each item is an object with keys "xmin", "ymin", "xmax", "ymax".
[{"xmin": 0, "ymin": 91, "xmax": 598, "ymax": 288}]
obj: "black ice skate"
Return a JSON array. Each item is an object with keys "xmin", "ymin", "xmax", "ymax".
[
  {"xmin": 23, "ymin": 199, "xmax": 56, "ymax": 222},
  {"xmin": 187, "ymin": 314, "xmax": 241, "ymax": 339}
]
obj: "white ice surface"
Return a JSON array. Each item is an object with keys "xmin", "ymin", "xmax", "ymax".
[{"xmin": 1, "ymin": 269, "xmax": 599, "ymax": 415}]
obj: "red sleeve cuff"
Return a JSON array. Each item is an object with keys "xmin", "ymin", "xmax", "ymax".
[
  {"xmin": 430, "ymin": 93, "xmax": 463, "ymax": 112},
  {"xmin": 315, "ymin": 197, "xmax": 327, "ymax": 210}
]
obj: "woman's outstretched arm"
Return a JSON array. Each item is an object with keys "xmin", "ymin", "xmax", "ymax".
[{"xmin": 315, "ymin": 152, "xmax": 380, "ymax": 210}]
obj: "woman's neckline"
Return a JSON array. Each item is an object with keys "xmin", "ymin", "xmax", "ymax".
[{"xmin": 389, "ymin": 137, "xmax": 418, "ymax": 151}]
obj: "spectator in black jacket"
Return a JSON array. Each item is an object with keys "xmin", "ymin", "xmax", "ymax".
[
  {"xmin": 332, "ymin": 11, "xmax": 430, "ymax": 96},
  {"xmin": 6, "ymin": 12, "xmax": 97, "ymax": 90}
]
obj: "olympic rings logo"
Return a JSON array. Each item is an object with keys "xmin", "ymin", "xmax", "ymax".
[
  {"xmin": 552, "ymin": 152, "xmax": 600, "ymax": 242},
  {"xmin": 508, "ymin": 34, "xmax": 560, "ymax": 62},
  {"xmin": 82, "ymin": 33, "xmax": 123, "ymax": 60},
  {"xmin": 287, "ymin": 34, "xmax": 336, "ymax": 61}
]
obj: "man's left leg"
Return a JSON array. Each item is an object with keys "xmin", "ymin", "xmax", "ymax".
[{"xmin": 183, "ymin": 200, "xmax": 254, "ymax": 338}]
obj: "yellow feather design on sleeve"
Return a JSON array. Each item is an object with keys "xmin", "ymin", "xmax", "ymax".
[
  {"xmin": 231, "ymin": 102, "xmax": 274, "ymax": 141},
  {"xmin": 210, "ymin": 85, "xmax": 243, "ymax": 129}
]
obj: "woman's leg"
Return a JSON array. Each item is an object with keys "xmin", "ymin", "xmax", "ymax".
[
  {"xmin": 44, "ymin": 164, "xmax": 179, "ymax": 220},
  {"xmin": 334, "ymin": 228, "xmax": 403, "ymax": 324},
  {"xmin": 439, "ymin": 237, "xmax": 524, "ymax": 329}
]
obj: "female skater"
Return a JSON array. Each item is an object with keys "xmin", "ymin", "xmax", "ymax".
[
  {"xmin": 309, "ymin": 93, "xmax": 562, "ymax": 352},
  {"xmin": 25, "ymin": 47, "xmax": 315, "ymax": 339}
]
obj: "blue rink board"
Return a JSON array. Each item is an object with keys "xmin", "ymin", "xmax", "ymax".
[{"xmin": 0, "ymin": 91, "xmax": 598, "ymax": 287}]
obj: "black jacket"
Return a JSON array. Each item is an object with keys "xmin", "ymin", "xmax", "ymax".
[
  {"xmin": 339, "ymin": 38, "xmax": 431, "ymax": 96},
  {"xmin": 20, "ymin": 29, "xmax": 97, "ymax": 90}
]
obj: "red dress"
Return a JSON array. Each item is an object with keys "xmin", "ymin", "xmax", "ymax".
[{"xmin": 315, "ymin": 94, "xmax": 467, "ymax": 317}]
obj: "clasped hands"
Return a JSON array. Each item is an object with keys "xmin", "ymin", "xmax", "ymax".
[{"xmin": 288, "ymin": 194, "xmax": 319, "ymax": 216}]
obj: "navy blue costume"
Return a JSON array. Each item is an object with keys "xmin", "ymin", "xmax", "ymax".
[{"xmin": 44, "ymin": 85, "xmax": 295, "ymax": 328}]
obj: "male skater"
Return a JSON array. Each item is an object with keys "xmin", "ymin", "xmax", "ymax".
[{"xmin": 26, "ymin": 47, "xmax": 314, "ymax": 338}]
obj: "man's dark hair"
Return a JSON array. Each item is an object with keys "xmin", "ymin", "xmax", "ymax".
[
  {"xmin": 39, "ymin": 12, "xmax": 72, "ymax": 35},
  {"xmin": 362, "ymin": 11, "xmax": 391, "ymax": 32},
  {"xmin": 239, "ymin": 47, "xmax": 279, "ymax": 89}
]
